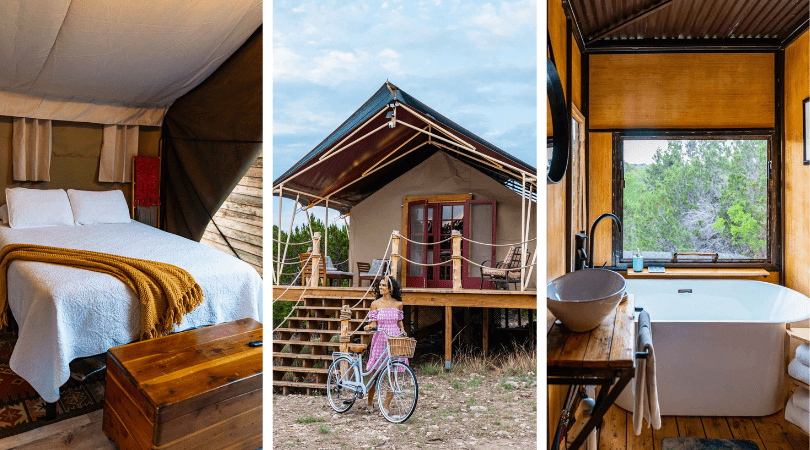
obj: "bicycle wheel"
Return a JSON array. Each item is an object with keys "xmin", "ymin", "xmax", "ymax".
[
  {"xmin": 376, "ymin": 360, "xmax": 418, "ymax": 423},
  {"xmin": 326, "ymin": 356, "xmax": 358, "ymax": 413}
]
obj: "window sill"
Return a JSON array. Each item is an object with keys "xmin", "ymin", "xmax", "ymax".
[{"xmin": 623, "ymin": 267, "xmax": 771, "ymax": 279}]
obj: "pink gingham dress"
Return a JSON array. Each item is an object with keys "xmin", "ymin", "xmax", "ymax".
[{"xmin": 366, "ymin": 308, "xmax": 408, "ymax": 371}]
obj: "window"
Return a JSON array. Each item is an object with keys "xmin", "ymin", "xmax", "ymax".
[{"xmin": 615, "ymin": 132, "xmax": 778, "ymax": 268}]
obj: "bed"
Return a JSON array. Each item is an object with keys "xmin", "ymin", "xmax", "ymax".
[{"xmin": 0, "ymin": 220, "xmax": 263, "ymax": 402}]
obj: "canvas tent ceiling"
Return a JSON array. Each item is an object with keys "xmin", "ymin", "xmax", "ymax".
[
  {"xmin": 273, "ymin": 82, "xmax": 537, "ymax": 214},
  {"xmin": 0, "ymin": 0, "xmax": 261, "ymax": 126}
]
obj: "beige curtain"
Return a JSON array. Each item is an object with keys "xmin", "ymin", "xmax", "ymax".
[
  {"xmin": 100, "ymin": 125, "xmax": 139, "ymax": 182},
  {"xmin": 12, "ymin": 118, "xmax": 52, "ymax": 182}
]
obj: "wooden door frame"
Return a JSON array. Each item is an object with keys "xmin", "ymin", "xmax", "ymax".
[{"xmin": 401, "ymin": 194, "xmax": 472, "ymax": 282}]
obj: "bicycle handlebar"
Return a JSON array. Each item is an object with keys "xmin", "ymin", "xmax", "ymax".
[{"xmin": 368, "ymin": 326, "xmax": 406, "ymax": 338}]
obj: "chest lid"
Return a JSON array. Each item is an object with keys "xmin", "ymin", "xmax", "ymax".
[{"xmin": 107, "ymin": 318, "xmax": 262, "ymax": 423}]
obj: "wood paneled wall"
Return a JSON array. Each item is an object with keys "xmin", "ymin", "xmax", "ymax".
[
  {"xmin": 784, "ymin": 30, "xmax": 810, "ymax": 298},
  {"xmin": 587, "ymin": 132, "xmax": 613, "ymax": 267},
  {"xmin": 589, "ymin": 53, "xmax": 775, "ymax": 130},
  {"xmin": 547, "ymin": 0, "xmax": 584, "ymax": 444}
]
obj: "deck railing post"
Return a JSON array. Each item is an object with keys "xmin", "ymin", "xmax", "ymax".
[
  {"xmin": 452, "ymin": 230, "xmax": 462, "ymax": 291},
  {"xmin": 311, "ymin": 232, "xmax": 321, "ymax": 287},
  {"xmin": 391, "ymin": 230, "xmax": 400, "ymax": 283}
]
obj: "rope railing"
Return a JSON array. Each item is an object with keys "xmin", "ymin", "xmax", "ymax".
[
  {"xmin": 272, "ymin": 253, "xmax": 313, "ymax": 304},
  {"xmin": 459, "ymin": 255, "xmax": 537, "ymax": 271},
  {"xmin": 270, "ymin": 236, "xmax": 315, "ymax": 245},
  {"xmin": 393, "ymin": 232, "xmax": 454, "ymax": 246},
  {"xmin": 397, "ymin": 255, "xmax": 454, "ymax": 267},
  {"xmin": 459, "ymin": 236, "xmax": 537, "ymax": 247},
  {"xmin": 272, "ymin": 259, "xmax": 307, "ymax": 266}
]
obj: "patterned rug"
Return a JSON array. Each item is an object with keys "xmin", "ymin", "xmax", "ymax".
[
  {"xmin": 0, "ymin": 331, "xmax": 105, "ymax": 439},
  {"xmin": 662, "ymin": 437, "xmax": 760, "ymax": 450}
]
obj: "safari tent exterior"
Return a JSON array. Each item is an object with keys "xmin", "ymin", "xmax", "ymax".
[{"xmin": 273, "ymin": 82, "xmax": 538, "ymax": 393}]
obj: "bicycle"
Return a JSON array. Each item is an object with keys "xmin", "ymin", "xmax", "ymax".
[{"xmin": 326, "ymin": 327, "xmax": 418, "ymax": 423}]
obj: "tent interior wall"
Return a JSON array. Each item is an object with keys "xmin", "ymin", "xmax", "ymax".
[
  {"xmin": 547, "ymin": 0, "xmax": 809, "ymax": 445},
  {"xmin": 0, "ymin": 120, "xmax": 160, "ymax": 206}
]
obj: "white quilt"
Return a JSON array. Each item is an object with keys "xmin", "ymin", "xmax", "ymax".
[{"xmin": 0, "ymin": 221, "xmax": 263, "ymax": 402}]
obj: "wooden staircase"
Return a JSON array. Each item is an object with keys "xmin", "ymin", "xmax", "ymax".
[{"xmin": 272, "ymin": 295, "xmax": 374, "ymax": 394}]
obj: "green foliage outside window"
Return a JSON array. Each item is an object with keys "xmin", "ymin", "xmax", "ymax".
[{"xmin": 623, "ymin": 139, "xmax": 767, "ymax": 260}]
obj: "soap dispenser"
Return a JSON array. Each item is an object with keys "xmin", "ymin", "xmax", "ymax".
[{"xmin": 633, "ymin": 249, "xmax": 644, "ymax": 272}]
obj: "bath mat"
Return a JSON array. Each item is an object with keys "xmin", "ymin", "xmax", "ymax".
[
  {"xmin": 661, "ymin": 437, "xmax": 759, "ymax": 450},
  {"xmin": 0, "ymin": 331, "xmax": 105, "ymax": 439}
]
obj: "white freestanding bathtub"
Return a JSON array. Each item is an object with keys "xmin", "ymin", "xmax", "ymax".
[{"xmin": 615, "ymin": 279, "xmax": 810, "ymax": 417}]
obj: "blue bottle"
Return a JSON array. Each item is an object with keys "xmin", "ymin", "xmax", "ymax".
[{"xmin": 632, "ymin": 249, "xmax": 644, "ymax": 272}]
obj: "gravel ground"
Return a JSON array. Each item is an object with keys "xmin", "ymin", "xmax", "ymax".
[{"xmin": 272, "ymin": 368, "xmax": 537, "ymax": 449}]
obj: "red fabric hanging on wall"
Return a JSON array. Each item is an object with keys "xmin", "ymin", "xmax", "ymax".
[{"xmin": 134, "ymin": 156, "xmax": 161, "ymax": 206}]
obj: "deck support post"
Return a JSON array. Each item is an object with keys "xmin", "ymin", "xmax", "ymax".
[
  {"xmin": 445, "ymin": 305, "xmax": 452, "ymax": 371},
  {"xmin": 391, "ymin": 230, "xmax": 400, "ymax": 282},
  {"xmin": 482, "ymin": 308, "xmax": 489, "ymax": 356},
  {"xmin": 311, "ymin": 232, "xmax": 321, "ymax": 287},
  {"xmin": 451, "ymin": 230, "xmax": 461, "ymax": 291}
]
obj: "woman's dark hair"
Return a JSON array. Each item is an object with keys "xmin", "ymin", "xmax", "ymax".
[{"xmin": 374, "ymin": 276, "xmax": 402, "ymax": 301}]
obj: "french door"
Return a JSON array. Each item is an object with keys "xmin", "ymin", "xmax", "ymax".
[{"xmin": 405, "ymin": 199, "xmax": 496, "ymax": 288}]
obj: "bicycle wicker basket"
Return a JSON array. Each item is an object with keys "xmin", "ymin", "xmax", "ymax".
[{"xmin": 388, "ymin": 336, "xmax": 416, "ymax": 358}]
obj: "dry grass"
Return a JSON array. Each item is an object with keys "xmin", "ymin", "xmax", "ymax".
[{"xmin": 414, "ymin": 343, "xmax": 537, "ymax": 378}]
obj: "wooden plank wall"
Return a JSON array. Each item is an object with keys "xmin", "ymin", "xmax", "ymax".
[
  {"xmin": 589, "ymin": 53, "xmax": 775, "ymax": 130},
  {"xmin": 201, "ymin": 156, "xmax": 262, "ymax": 276},
  {"xmin": 784, "ymin": 30, "xmax": 810, "ymax": 298},
  {"xmin": 547, "ymin": 0, "xmax": 583, "ymax": 445}
]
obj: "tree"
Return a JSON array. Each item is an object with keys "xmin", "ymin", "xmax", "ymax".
[
  {"xmin": 624, "ymin": 139, "xmax": 767, "ymax": 260},
  {"xmin": 271, "ymin": 215, "xmax": 350, "ymax": 326}
]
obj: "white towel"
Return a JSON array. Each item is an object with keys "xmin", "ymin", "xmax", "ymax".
[
  {"xmin": 788, "ymin": 358, "xmax": 810, "ymax": 385},
  {"xmin": 796, "ymin": 343, "xmax": 810, "ymax": 366},
  {"xmin": 633, "ymin": 312, "xmax": 661, "ymax": 435},
  {"xmin": 793, "ymin": 387, "xmax": 809, "ymax": 412},
  {"xmin": 785, "ymin": 399, "xmax": 810, "ymax": 434}
]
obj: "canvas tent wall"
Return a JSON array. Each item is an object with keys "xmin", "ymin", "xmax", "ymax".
[{"xmin": 349, "ymin": 151, "xmax": 537, "ymax": 289}]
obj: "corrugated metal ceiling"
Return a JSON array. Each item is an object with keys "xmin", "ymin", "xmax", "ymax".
[{"xmin": 567, "ymin": 0, "xmax": 808, "ymax": 46}]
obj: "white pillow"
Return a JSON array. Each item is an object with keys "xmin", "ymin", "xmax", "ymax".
[
  {"xmin": 67, "ymin": 189, "xmax": 131, "ymax": 225},
  {"xmin": 5, "ymin": 188, "xmax": 75, "ymax": 228},
  {"xmin": 0, "ymin": 204, "xmax": 7, "ymax": 224}
]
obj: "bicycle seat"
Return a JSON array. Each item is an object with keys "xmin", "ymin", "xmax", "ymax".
[{"xmin": 348, "ymin": 344, "xmax": 367, "ymax": 353}]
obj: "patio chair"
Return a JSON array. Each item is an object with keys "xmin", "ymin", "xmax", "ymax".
[
  {"xmin": 357, "ymin": 259, "xmax": 389, "ymax": 287},
  {"xmin": 299, "ymin": 253, "xmax": 326, "ymax": 286},
  {"xmin": 479, "ymin": 246, "xmax": 529, "ymax": 290},
  {"xmin": 325, "ymin": 256, "xmax": 355, "ymax": 287}
]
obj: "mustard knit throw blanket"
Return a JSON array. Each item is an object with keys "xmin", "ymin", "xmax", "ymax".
[{"xmin": 0, "ymin": 244, "xmax": 204, "ymax": 340}]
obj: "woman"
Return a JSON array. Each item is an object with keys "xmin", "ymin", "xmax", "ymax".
[{"xmin": 362, "ymin": 276, "xmax": 407, "ymax": 413}]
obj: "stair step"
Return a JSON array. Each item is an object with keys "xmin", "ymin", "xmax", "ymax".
[
  {"xmin": 295, "ymin": 306, "xmax": 370, "ymax": 311},
  {"xmin": 274, "ymin": 328, "xmax": 372, "ymax": 335},
  {"xmin": 301, "ymin": 296, "xmax": 368, "ymax": 300},
  {"xmin": 286, "ymin": 318, "xmax": 367, "ymax": 323},
  {"xmin": 273, "ymin": 340, "xmax": 341, "ymax": 347},
  {"xmin": 272, "ymin": 353, "xmax": 334, "ymax": 360},
  {"xmin": 273, "ymin": 366, "xmax": 329, "ymax": 374},
  {"xmin": 272, "ymin": 380, "xmax": 326, "ymax": 389}
]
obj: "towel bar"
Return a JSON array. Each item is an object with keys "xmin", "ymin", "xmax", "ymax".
[{"xmin": 635, "ymin": 306, "xmax": 650, "ymax": 359}]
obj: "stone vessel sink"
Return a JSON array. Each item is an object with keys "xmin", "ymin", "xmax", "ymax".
[{"xmin": 547, "ymin": 268, "xmax": 627, "ymax": 332}]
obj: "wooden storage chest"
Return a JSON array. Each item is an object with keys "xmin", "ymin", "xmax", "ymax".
[{"xmin": 102, "ymin": 318, "xmax": 263, "ymax": 450}]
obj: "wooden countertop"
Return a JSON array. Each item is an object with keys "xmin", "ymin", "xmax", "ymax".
[
  {"xmin": 624, "ymin": 268, "xmax": 770, "ymax": 279},
  {"xmin": 547, "ymin": 294, "xmax": 636, "ymax": 369}
]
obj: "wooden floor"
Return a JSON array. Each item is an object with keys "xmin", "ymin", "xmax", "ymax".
[
  {"xmin": 598, "ymin": 403, "xmax": 809, "ymax": 450},
  {"xmin": 0, "ymin": 410, "xmax": 115, "ymax": 450}
]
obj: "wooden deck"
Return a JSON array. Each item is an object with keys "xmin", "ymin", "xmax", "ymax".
[
  {"xmin": 273, "ymin": 286, "xmax": 537, "ymax": 309},
  {"xmin": 595, "ymin": 403, "xmax": 809, "ymax": 450}
]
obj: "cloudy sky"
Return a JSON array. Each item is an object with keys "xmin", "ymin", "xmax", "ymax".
[{"xmin": 272, "ymin": 0, "xmax": 537, "ymax": 229}]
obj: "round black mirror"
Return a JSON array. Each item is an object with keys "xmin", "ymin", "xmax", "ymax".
[{"xmin": 547, "ymin": 57, "xmax": 568, "ymax": 184}]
